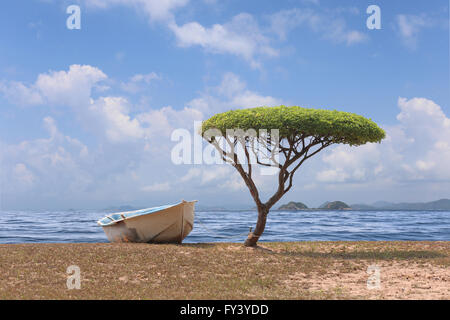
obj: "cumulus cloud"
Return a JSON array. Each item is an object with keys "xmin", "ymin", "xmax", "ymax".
[
  {"xmin": 0, "ymin": 67, "xmax": 278, "ymax": 149},
  {"xmin": 179, "ymin": 167, "xmax": 245, "ymax": 191},
  {"xmin": 120, "ymin": 72, "xmax": 161, "ymax": 93},
  {"xmin": 138, "ymin": 106, "xmax": 203, "ymax": 137},
  {"xmin": 89, "ymin": 97, "xmax": 147, "ymax": 143},
  {"xmin": 0, "ymin": 65, "xmax": 107, "ymax": 107},
  {"xmin": 187, "ymin": 72, "xmax": 284, "ymax": 115},
  {"xmin": 2, "ymin": 117, "xmax": 92, "ymax": 198},
  {"xmin": 82, "ymin": 1, "xmax": 279, "ymax": 67},
  {"xmin": 170, "ymin": 13, "xmax": 278, "ymax": 69},
  {"xmin": 0, "ymin": 65, "xmax": 285, "ymax": 208},
  {"xmin": 0, "ymin": 65, "xmax": 151, "ymax": 144},
  {"xmin": 0, "ymin": 65, "xmax": 186, "ymax": 145},
  {"xmin": 268, "ymin": 8, "xmax": 367, "ymax": 45},
  {"xmin": 7, "ymin": 66, "xmax": 448, "ymax": 209},
  {"xmin": 0, "ymin": 81, "xmax": 43, "ymax": 106},
  {"xmin": 35, "ymin": 65, "xmax": 107, "ymax": 106},
  {"xmin": 79, "ymin": 1, "xmax": 366, "ymax": 67},
  {"xmin": 315, "ymin": 97, "xmax": 450, "ymax": 186},
  {"xmin": 170, "ymin": 7, "xmax": 365, "ymax": 67},
  {"xmin": 12, "ymin": 163, "xmax": 36, "ymax": 189}
]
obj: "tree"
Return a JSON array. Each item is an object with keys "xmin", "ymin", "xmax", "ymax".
[{"xmin": 201, "ymin": 106, "xmax": 385, "ymax": 247}]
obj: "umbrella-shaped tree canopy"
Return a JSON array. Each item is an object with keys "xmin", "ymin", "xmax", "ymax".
[{"xmin": 201, "ymin": 106, "xmax": 385, "ymax": 145}]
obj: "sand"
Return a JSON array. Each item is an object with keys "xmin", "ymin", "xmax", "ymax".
[{"xmin": 0, "ymin": 241, "xmax": 448, "ymax": 299}]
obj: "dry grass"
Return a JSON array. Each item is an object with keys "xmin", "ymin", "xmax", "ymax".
[{"xmin": 0, "ymin": 241, "xmax": 448, "ymax": 300}]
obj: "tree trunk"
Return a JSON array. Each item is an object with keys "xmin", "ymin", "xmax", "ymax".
[{"xmin": 244, "ymin": 205, "xmax": 268, "ymax": 247}]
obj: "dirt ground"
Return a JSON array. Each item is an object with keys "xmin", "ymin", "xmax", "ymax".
[{"xmin": 0, "ymin": 241, "xmax": 448, "ymax": 299}]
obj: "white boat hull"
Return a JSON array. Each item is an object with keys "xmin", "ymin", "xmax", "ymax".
[{"xmin": 99, "ymin": 201, "xmax": 196, "ymax": 243}]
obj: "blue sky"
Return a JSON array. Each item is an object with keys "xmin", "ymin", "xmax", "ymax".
[{"xmin": 0, "ymin": 0, "xmax": 449, "ymax": 210}]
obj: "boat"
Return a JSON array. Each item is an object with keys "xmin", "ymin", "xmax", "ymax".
[{"xmin": 97, "ymin": 200, "xmax": 197, "ymax": 243}]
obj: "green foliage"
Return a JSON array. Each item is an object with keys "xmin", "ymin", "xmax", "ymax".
[
  {"xmin": 279, "ymin": 201, "xmax": 309, "ymax": 210},
  {"xmin": 201, "ymin": 106, "xmax": 385, "ymax": 146}
]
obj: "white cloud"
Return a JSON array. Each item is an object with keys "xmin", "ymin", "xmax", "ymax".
[
  {"xmin": 187, "ymin": 72, "xmax": 284, "ymax": 115},
  {"xmin": 73, "ymin": 3, "xmax": 366, "ymax": 67},
  {"xmin": 85, "ymin": 0, "xmax": 189, "ymax": 23},
  {"xmin": 0, "ymin": 65, "xmax": 107, "ymax": 107},
  {"xmin": 0, "ymin": 81, "xmax": 43, "ymax": 106},
  {"xmin": 89, "ymin": 97, "xmax": 147, "ymax": 143},
  {"xmin": 396, "ymin": 97, "xmax": 449, "ymax": 129},
  {"xmin": 170, "ymin": 13, "xmax": 278, "ymax": 69},
  {"xmin": 268, "ymin": 8, "xmax": 367, "ymax": 45},
  {"xmin": 80, "ymin": 1, "xmax": 278, "ymax": 67},
  {"xmin": 121, "ymin": 72, "xmax": 160, "ymax": 93},
  {"xmin": 395, "ymin": 14, "xmax": 433, "ymax": 49},
  {"xmin": 180, "ymin": 168, "xmax": 202, "ymax": 182},
  {"xmin": 0, "ymin": 65, "xmax": 202, "ymax": 153},
  {"xmin": 10, "ymin": 67, "xmax": 449, "ymax": 208},
  {"xmin": 141, "ymin": 182, "xmax": 171, "ymax": 192},
  {"xmin": 0, "ymin": 64, "xmax": 287, "ymax": 208},
  {"xmin": 315, "ymin": 97, "xmax": 450, "ymax": 185},
  {"xmin": 268, "ymin": 8, "xmax": 319, "ymax": 41},
  {"xmin": 0, "ymin": 65, "xmax": 160, "ymax": 144},
  {"xmin": 35, "ymin": 65, "xmax": 107, "ymax": 106},
  {"xmin": 13, "ymin": 163, "xmax": 35, "ymax": 188},
  {"xmin": 326, "ymin": 24, "xmax": 366, "ymax": 45},
  {"xmin": 138, "ymin": 105, "xmax": 203, "ymax": 137},
  {"xmin": 170, "ymin": 8, "xmax": 365, "ymax": 68},
  {"xmin": 2, "ymin": 117, "xmax": 92, "ymax": 198},
  {"xmin": 200, "ymin": 166, "xmax": 230, "ymax": 184},
  {"xmin": 317, "ymin": 168, "xmax": 349, "ymax": 183}
]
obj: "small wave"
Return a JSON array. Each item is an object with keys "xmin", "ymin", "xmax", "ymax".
[{"xmin": 1, "ymin": 209, "xmax": 449, "ymax": 243}]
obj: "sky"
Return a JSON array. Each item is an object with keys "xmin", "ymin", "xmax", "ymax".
[{"xmin": 0, "ymin": 0, "xmax": 449, "ymax": 210}]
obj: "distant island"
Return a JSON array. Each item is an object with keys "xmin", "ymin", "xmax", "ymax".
[
  {"xmin": 351, "ymin": 199, "xmax": 450, "ymax": 211},
  {"xmin": 319, "ymin": 201, "xmax": 351, "ymax": 210},
  {"xmin": 278, "ymin": 200, "xmax": 350, "ymax": 210},
  {"xmin": 277, "ymin": 199, "xmax": 450, "ymax": 211},
  {"xmin": 278, "ymin": 202, "xmax": 308, "ymax": 210}
]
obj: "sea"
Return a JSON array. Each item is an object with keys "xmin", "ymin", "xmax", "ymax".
[
  {"xmin": 0, "ymin": 210, "xmax": 450, "ymax": 243},
  {"xmin": 0, "ymin": 209, "xmax": 449, "ymax": 244}
]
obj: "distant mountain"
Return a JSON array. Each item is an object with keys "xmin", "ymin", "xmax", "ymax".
[
  {"xmin": 374, "ymin": 199, "xmax": 450, "ymax": 210},
  {"xmin": 278, "ymin": 201, "xmax": 308, "ymax": 210},
  {"xmin": 276, "ymin": 198, "xmax": 450, "ymax": 212},
  {"xmin": 350, "ymin": 203, "xmax": 376, "ymax": 210},
  {"xmin": 320, "ymin": 201, "xmax": 351, "ymax": 210},
  {"xmin": 350, "ymin": 199, "xmax": 450, "ymax": 210},
  {"xmin": 319, "ymin": 201, "xmax": 330, "ymax": 209},
  {"xmin": 372, "ymin": 201, "xmax": 394, "ymax": 208}
]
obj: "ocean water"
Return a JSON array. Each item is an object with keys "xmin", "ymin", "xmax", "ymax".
[{"xmin": 0, "ymin": 209, "xmax": 449, "ymax": 244}]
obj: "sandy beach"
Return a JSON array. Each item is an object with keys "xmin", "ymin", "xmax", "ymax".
[{"xmin": 0, "ymin": 241, "xmax": 448, "ymax": 300}]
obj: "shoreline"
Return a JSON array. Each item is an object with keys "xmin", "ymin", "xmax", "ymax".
[{"xmin": 1, "ymin": 241, "xmax": 448, "ymax": 299}]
